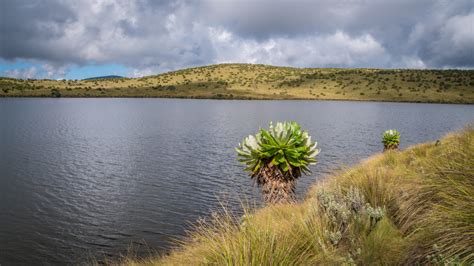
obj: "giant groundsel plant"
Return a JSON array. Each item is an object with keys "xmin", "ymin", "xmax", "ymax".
[
  {"xmin": 236, "ymin": 121, "xmax": 320, "ymax": 204},
  {"xmin": 382, "ymin": 129, "xmax": 400, "ymax": 151}
]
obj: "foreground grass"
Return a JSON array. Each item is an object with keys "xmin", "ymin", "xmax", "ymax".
[
  {"xmin": 116, "ymin": 125, "xmax": 473, "ymax": 265},
  {"xmin": 1, "ymin": 64, "xmax": 473, "ymax": 103}
]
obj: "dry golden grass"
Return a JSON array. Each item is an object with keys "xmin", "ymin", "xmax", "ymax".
[{"xmin": 1, "ymin": 64, "xmax": 473, "ymax": 103}]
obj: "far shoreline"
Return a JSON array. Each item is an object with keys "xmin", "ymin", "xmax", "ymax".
[{"xmin": 1, "ymin": 95, "xmax": 473, "ymax": 105}]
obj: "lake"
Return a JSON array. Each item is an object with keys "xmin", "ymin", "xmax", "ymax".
[{"xmin": 0, "ymin": 98, "xmax": 473, "ymax": 264}]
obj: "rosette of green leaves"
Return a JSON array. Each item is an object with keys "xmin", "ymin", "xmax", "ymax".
[
  {"xmin": 236, "ymin": 121, "xmax": 319, "ymax": 175},
  {"xmin": 382, "ymin": 129, "xmax": 400, "ymax": 149}
]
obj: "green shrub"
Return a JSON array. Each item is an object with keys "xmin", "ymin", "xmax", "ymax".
[{"xmin": 51, "ymin": 88, "xmax": 61, "ymax": 98}]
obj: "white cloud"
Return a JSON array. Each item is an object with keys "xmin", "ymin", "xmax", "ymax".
[
  {"xmin": 210, "ymin": 28, "xmax": 389, "ymax": 67},
  {"xmin": 2, "ymin": 63, "xmax": 69, "ymax": 79},
  {"xmin": 400, "ymin": 57, "xmax": 426, "ymax": 69},
  {"xmin": 4, "ymin": 67, "xmax": 38, "ymax": 79},
  {"xmin": 129, "ymin": 67, "xmax": 158, "ymax": 78},
  {"xmin": 42, "ymin": 64, "xmax": 68, "ymax": 78}
]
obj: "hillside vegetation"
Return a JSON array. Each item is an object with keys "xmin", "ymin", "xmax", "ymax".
[
  {"xmin": 117, "ymin": 125, "xmax": 473, "ymax": 265},
  {"xmin": 1, "ymin": 64, "xmax": 473, "ymax": 103}
]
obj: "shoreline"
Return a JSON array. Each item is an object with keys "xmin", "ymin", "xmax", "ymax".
[{"xmin": 0, "ymin": 95, "xmax": 472, "ymax": 104}]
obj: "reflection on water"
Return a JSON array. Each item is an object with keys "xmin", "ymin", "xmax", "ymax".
[{"xmin": 0, "ymin": 98, "xmax": 472, "ymax": 264}]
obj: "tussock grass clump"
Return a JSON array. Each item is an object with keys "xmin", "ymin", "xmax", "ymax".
[
  {"xmin": 123, "ymin": 125, "xmax": 473, "ymax": 265},
  {"xmin": 395, "ymin": 126, "xmax": 474, "ymax": 263}
]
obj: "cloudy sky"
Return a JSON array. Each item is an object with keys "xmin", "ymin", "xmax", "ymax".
[{"xmin": 0, "ymin": 0, "xmax": 473, "ymax": 79}]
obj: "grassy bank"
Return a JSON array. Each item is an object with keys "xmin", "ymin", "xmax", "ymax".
[
  {"xmin": 117, "ymin": 125, "xmax": 473, "ymax": 265},
  {"xmin": 1, "ymin": 64, "xmax": 473, "ymax": 103}
]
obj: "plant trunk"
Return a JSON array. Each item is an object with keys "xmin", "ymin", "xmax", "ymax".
[
  {"xmin": 253, "ymin": 162, "xmax": 299, "ymax": 204},
  {"xmin": 384, "ymin": 144, "xmax": 399, "ymax": 151}
]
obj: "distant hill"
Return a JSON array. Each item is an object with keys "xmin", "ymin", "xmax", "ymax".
[
  {"xmin": 83, "ymin": 75, "xmax": 124, "ymax": 80},
  {"xmin": 0, "ymin": 63, "xmax": 473, "ymax": 103}
]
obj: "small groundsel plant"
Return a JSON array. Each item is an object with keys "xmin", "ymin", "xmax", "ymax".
[
  {"xmin": 236, "ymin": 121, "xmax": 319, "ymax": 204},
  {"xmin": 316, "ymin": 186, "xmax": 385, "ymax": 263},
  {"xmin": 382, "ymin": 129, "xmax": 400, "ymax": 150}
]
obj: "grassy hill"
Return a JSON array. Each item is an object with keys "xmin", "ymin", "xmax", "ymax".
[
  {"xmin": 118, "ymin": 125, "xmax": 473, "ymax": 265},
  {"xmin": 1, "ymin": 64, "xmax": 473, "ymax": 103}
]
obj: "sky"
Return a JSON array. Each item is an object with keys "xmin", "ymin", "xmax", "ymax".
[{"xmin": 0, "ymin": 0, "xmax": 473, "ymax": 80}]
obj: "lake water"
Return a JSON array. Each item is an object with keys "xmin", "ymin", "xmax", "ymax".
[{"xmin": 0, "ymin": 98, "xmax": 473, "ymax": 264}]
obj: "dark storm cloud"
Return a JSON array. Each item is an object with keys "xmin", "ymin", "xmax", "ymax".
[
  {"xmin": 0, "ymin": 0, "xmax": 472, "ymax": 78},
  {"xmin": 0, "ymin": 0, "xmax": 77, "ymax": 61},
  {"xmin": 201, "ymin": 0, "xmax": 474, "ymax": 68},
  {"xmin": 201, "ymin": 1, "xmax": 341, "ymax": 39}
]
